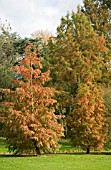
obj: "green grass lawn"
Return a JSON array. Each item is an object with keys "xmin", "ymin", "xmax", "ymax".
[
  {"xmin": 0, "ymin": 138, "xmax": 8, "ymax": 154},
  {"xmin": 59, "ymin": 139, "xmax": 83, "ymax": 152},
  {"xmin": 0, "ymin": 138, "xmax": 111, "ymax": 170},
  {"xmin": 0, "ymin": 154, "xmax": 111, "ymax": 170}
]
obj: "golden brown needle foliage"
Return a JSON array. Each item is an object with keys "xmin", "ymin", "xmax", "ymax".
[
  {"xmin": 68, "ymin": 82, "xmax": 108, "ymax": 153},
  {"xmin": 0, "ymin": 45, "xmax": 63, "ymax": 155}
]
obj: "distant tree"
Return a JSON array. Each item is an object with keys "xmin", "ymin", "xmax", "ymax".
[
  {"xmin": 0, "ymin": 21, "xmax": 16, "ymax": 89},
  {"xmin": 13, "ymin": 34, "xmax": 49, "ymax": 73},
  {"xmin": 31, "ymin": 29, "xmax": 53, "ymax": 44},
  {"xmin": 0, "ymin": 45, "xmax": 63, "ymax": 155}
]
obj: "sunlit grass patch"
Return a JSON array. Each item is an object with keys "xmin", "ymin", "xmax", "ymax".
[{"xmin": 0, "ymin": 154, "xmax": 111, "ymax": 170}]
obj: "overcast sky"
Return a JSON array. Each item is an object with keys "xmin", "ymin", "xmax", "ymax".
[{"xmin": 0, "ymin": 0, "xmax": 83, "ymax": 37}]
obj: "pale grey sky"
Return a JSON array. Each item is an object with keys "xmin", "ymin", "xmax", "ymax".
[{"xmin": 0, "ymin": 0, "xmax": 83, "ymax": 37}]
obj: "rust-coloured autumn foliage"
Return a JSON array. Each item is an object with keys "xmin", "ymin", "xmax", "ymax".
[
  {"xmin": 0, "ymin": 45, "xmax": 63, "ymax": 155},
  {"xmin": 68, "ymin": 81, "xmax": 108, "ymax": 153}
]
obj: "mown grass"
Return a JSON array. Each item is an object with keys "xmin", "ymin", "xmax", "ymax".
[
  {"xmin": 59, "ymin": 138, "xmax": 83, "ymax": 153},
  {"xmin": 0, "ymin": 138, "xmax": 111, "ymax": 170},
  {"xmin": 0, "ymin": 154, "xmax": 111, "ymax": 170},
  {"xmin": 0, "ymin": 138, "xmax": 7, "ymax": 154}
]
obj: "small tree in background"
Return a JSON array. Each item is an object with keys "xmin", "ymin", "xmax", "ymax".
[
  {"xmin": 0, "ymin": 21, "xmax": 16, "ymax": 89},
  {"xmin": 1, "ymin": 44, "xmax": 63, "ymax": 155},
  {"xmin": 31, "ymin": 29, "xmax": 53, "ymax": 44}
]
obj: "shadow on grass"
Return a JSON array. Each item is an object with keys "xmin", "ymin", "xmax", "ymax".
[
  {"xmin": 1, "ymin": 151, "xmax": 111, "ymax": 157},
  {"xmin": 0, "ymin": 153, "xmax": 45, "ymax": 157}
]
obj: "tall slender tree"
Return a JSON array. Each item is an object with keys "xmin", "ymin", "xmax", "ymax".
[
  {"xmin": 81, "ymin": 1, "xmax": 111, "ymax": 148},
  {"xmin": 68, "ymin": 81, "xmax": 108, "ymax": 154},
  {"xmin": 48, "ymin": 10, "xmax": 108, "ymax": 151}
]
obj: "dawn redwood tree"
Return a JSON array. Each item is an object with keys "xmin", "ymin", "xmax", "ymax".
[
  {"xmin": 0, "ymin": 44, "xmax": 63, "ymax": 155},
  {"xmin": 81, "ymin": 0, "xmax": 111, "ymax": 147},
  {"xmin": 68, "ymin": 80, "xmax": 108, "ymax": 154},
  {"xmin": 47, "ymin": 10, "xmax": 108, "ymax": 150}
]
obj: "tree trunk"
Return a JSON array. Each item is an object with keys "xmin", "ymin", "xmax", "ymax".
[
  {"xmin": 86, "ymin": 148, "xmax": 90, "ymax": 154},
  {"xmin": 33, "ymin": 140, "xmax": 41, "ymax": 155}
]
